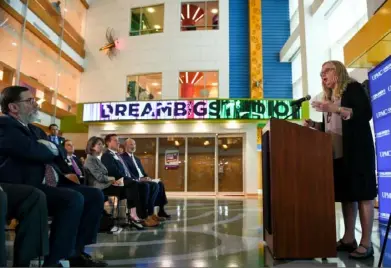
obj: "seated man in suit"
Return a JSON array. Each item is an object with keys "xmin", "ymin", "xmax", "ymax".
[
  {"xmin": 63, "ymin": 139, "xmax": 85, "ymax": 183},
  {"xmin": 0, "ymin": 86, "xmax": 106, "ymax": 267},
  {"xmin": 0, "ymin": 183, "xmax": 48, "ymax": 267},
  {"xmin": 122, "ymin": 138, "xmax": 170, "ymax": 218},
  {"xmin": 48, "ymin": 123, "xmax": 65, "ymax": 146},
  {"xmin": 101, "ymin": 134, "xmax": 159, "ymax": 227}
]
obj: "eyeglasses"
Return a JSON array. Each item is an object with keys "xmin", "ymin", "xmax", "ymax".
[
  {"xmin": 320, "ymin": 68, "xmax": 335, "ymax": 77},
  {"xmin": 16, "ymin": 98, "xmax": 36, "ymax": 104}
]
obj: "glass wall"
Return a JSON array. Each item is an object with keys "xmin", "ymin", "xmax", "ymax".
[
  {"xmin": 130, "ymin": 4, "xmax": 164, "ymax": 36},
  {"xmin": 180, "ymin": 1, "xmax": 219, "ymax": 31},
  {"xmin": 118, "ymin": 135, "xmax": 244, "ymax": 193},
  {"xmin": 158, "ymin": 137, "xmax": 185, "ymax": 191},
  {"xmin": 0, "ymin": 0, "xmax": 85, "ymax": 123},
  {"xmin": 126, "ymin": 73, "xmax": 162, "ymax": 101},
  {"xmin": 178, "ymin": 71, "xmax": 218, "ymax": 99}
]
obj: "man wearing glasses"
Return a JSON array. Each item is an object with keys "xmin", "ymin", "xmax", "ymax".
[{"xmin": 0, "ymin": 86, "xmax": 107, "ymax": 267}]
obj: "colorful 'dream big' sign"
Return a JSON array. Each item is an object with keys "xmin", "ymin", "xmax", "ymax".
[
  {"xmin": 368, "ymin": 55, "xmax": 391, "ymax": 223},
  {"xmin": 82, "ymin": 99, "xmax": 302, "ymax": 122}
]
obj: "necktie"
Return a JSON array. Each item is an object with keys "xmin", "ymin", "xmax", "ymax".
[
  {"xmin": 131, "ymin": 155, "xmax": 143, "ymax": 178},
  {"xmin": 116, "ymin": 153, "xmax": 131, "ymax": 178},
  {"xmin": 44, "ymin": 165, "xmax": 57, "ymax": 187},
  {"xmin": 70, "ymin": 157, "xmax": 82, "ymax": 176}
]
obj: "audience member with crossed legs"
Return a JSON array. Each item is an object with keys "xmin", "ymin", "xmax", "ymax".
[
  {"xmin": 101, "ymin": 134, "xmax": 160, "ymax": 227},
  {"xmin": 0, "ymin": 86, "xmax": 106, "ymax": 267}
]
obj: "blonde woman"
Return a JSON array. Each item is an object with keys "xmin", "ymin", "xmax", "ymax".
[{"xmin": 305, "ymin": 61, "xmax": 376, "ymax": 259}]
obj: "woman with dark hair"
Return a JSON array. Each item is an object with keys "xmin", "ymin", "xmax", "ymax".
[
  {"xmin": 305, "ymin": 60, "xmax": 376, "ymax": 259},
  {"xmin": 83, "ymin": 136, "xmax": 144, "ymax": 229}
]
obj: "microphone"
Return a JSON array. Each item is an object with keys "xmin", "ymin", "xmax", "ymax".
[{"xmin": 290, "ymin": 95, "xmax": 311, "ymax": 107}]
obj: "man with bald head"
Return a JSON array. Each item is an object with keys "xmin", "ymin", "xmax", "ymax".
[{"xmin": 122, "ymin": 139, "xmax": 170, "ymax": 218}]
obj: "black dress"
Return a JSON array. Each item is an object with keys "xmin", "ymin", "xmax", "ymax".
[{"xmin": 322, "ymin": 81, "xmax": 377, "ymax": 202}]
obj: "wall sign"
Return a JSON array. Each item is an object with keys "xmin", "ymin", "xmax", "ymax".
[
  {"xmin": 82, "ymin": 99, "xmax": 301, "ymax": 122},
  {"xmin": 368, "ymin": 55, "xmax": 391, "ymax": 223},
  {"xmin": 165, "ymin": 150, "xmax": 179, "ymax": 170}
]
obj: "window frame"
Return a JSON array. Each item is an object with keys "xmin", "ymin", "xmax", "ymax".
[
  {"xmin": 180, "ymin": 0, "xmax": 219, "ymax": 32},
  {"xmin": 129, "ymin": 3, "xmax": 165, "ymax": 36}
]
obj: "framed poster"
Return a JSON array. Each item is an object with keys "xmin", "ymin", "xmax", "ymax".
[{"xmin": 165, "ymin": 149, "xmax": 179, "ymax": 170}]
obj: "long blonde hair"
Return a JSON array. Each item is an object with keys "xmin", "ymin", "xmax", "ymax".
[{"xmin": 322, "ymin": 60, "xmax": 355, "ymax": 101}]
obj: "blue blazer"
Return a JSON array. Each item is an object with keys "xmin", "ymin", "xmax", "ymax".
[
  {"xmin": 0, "ymin": 116, "xmax": 70, "ymax": 186},
  {"xmin": 121, "ymin": 153, "xmax": 147, "ymax": 178}
]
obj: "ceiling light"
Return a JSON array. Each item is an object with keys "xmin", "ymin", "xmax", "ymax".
[
  {"xmin": 64, "ymin": 8, "xmax": 68, "ymax": 12},
  {"xmin": 157, "ymin": 91, "xmax": 161, "ymax": 94},
  {"xmin": 175, "ymin": 140, "xmax": 180, "ymax": 146},
  {"xmin": 204, "ymin": 140, "xmax": 210, "ymax": 146},
  {"xmin": 151, "ymin": 82, "xmax": 159, "ymax": 86},
  {"xmin": 57, "ymin": 73, "xmax": 61, "ymax": 76},
  {"xmin": 222, "ymin": 144, "xmax": 228, "ymax": 149},
  {"xmin": 154, "ymin": 25, "xmax": 161, "ymax": 30},
  {"xmin": 49, "ymin": 87, "xmax": 54, "ymax": 90},
  {"xmin": 11, "ymin": 42, "xmax": 17, "ymax": 46},
  {"xmin": 147, "ymin": 7, "xmax": 155, "ymax": 13},
  {"xmin": 211, "ymin": 82, "xmax": 218, "ymax": 86},
  {"xmin": 36, "ymin": 60, "xmax": 41, "ymax": 63},
  {"xmin": 211, "ymin": 8, "xmax": 218, "ymax": 14}
]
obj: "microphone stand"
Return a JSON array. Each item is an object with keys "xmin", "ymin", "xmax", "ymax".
[{"xmin": 283, "ymin": 103, "xmax": 302, "ymax": 120}]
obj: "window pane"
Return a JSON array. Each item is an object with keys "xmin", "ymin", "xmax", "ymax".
[
  {"xmin": 181, "ymin": 1, "xmax": 218, "ymax": 31},
  {"xmin": 187, "ymin": 137, "xmax": 215, "ymax": 192},
  {"xmin": 158, "ymin": 137, "xmax": 185, "ymax": 191},
  {"xmin": 178, "ymin": 71, "xmax": 218, "ymax": 99},
  {"xmin": 218, "ymin": 137, "xmax": 243, "ymax": 192},
  {"xmin": 206, "ymin": 1, "xmax": 219, "ymax": 30},
  {"xmin": 130, "ymin": 5, "xmax": 164, "ymax": 36},
  {"xmin": 130, "ymin": 8, "xmax": 141, "ymax": 36},
  {"xmin": 126, "ymin": 73, "xmax": 162, "ymax": 101}
]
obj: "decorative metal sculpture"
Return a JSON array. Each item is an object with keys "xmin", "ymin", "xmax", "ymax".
[{"xmin": 99, "ymin": 28, "xmax": 119, "ymax": 60}]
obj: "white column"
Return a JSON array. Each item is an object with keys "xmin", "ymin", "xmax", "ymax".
[{"xmin": 298, "ymin": 0, "xmax": 330, "ymax": 122}]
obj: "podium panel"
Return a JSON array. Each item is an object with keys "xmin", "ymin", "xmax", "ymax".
[{"xmin": 262, "ymin": 119, "xmax": 336, "ymax": 259}]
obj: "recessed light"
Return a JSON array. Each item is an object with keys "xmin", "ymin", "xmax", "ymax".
[
  {"xmin": 147, "ymin": 7, "xmax": 155, "ymax": 13},
  {"xmin": 11, "ymin": 42, "xmax": 17, "ymax": 46},
  {"xmin": 151, "ymin": 82, "xmax": 159, "ymax": 86},
  {"xmin": 157, "ymin": 91, "xmax": 161, "ymax": 94},
  {"xmin": 211, "ymin": 82, "xmax": 218, "ymax": 86},
  {"xmin": 49, "ymin": 87, "xmax": 54, "ymax": 90},
  {"xmin": 57, "ymin": 73, "xmax": 61, "ymax": 76},
  {"xmin": 211, "ymin": 8, "xmax": 218, "ymax": 14},
  {"xmin": 64, "ymin": 8, "xmax": 68, "ymax": 12},
  {"xmin": 36, "ymin": 60, "xmax": 41, "ymax": 63},
  {"xmin": 154, "ymin": 25, "xmax": 161, "ymax": 30}
]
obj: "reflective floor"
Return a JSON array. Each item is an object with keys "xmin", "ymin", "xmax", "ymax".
[{"xmin": 5, "ymin": 198, "xmax": 391, "ymax": 267}]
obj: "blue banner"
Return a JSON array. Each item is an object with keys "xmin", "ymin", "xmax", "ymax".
[{"xmin": 369, "ymin": 55, "xmax": 391, "ymax": 223}]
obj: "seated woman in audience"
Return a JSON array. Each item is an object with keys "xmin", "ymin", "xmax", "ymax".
[{"xmin": 83, "ymin": 136, "xmax": 145, "ymax": 230}]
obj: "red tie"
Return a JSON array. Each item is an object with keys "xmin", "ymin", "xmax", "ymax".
[{"xmin": 44, "ymin": 165, "xmax": 57, "ymax": 187}]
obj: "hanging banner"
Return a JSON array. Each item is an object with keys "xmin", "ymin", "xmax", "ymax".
[
  {"xmin": 165, "ymin": 150, "xmax": 179, "ymax": 170},
  {"xmin": 368, "ymin": 55, "xmax": 391, "ymax": 223},
  {"xmin": 82, "ymin": 99, "xmax": 302, "ymax": 122}
]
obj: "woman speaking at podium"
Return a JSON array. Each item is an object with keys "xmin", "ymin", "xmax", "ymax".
[{"xmin": 305, "ymin": 60, "xmax": 376, "ymax": 259}]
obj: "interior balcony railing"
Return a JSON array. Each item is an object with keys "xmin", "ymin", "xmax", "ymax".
[
  {"xmin": 19, "ymin": 0, "xmax": 85, "ymax": 58},
  {"xmin": 0, "ymin": 61, "xmax": 77, "ymax": 119}
]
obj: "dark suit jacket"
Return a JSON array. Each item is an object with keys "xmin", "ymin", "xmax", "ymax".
[
  {"xmin": 65, "ymin": 155, "xmax": 84, "ymax": 177},
  {"xmin": 100, "ymin": 150, "xmax": 133, "ymax": 181},
  {"xmin": 0, "ymin": 116, "xmax": 70, "ymax": 186},
  {"xmin": 121, "ymin": 153, "xmax": 147, "ymax": 178},
  {"xmin": 48, "ymin": 135, "xmax": 65, "ymax": 146}
]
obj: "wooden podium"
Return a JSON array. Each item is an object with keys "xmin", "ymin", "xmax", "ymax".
[{"xmin": 262, "ymin": 118, "xmax": 336, "ymax": 259}]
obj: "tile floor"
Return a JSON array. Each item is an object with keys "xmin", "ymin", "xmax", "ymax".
[{"xmin": 6, "ymin": 198, "xmax": 391, "ymax": 267}]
